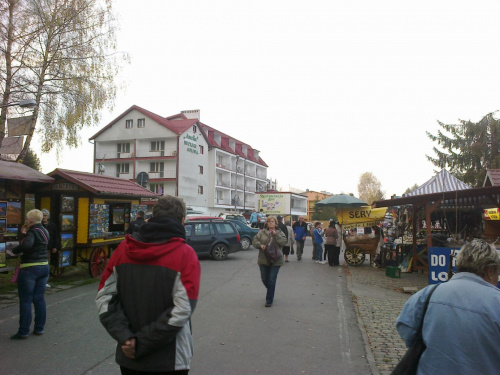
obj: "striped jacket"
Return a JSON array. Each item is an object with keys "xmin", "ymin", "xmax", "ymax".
[{"xmin": 96, "ymin": 216, "xmax": 200, "ymax": 372}]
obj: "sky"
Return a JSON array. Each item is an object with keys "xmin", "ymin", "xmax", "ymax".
[{"xmin": 34, "ymin": 0, "xmax": 500, "ymax": 198}]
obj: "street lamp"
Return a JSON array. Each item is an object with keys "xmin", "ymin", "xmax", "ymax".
[{"xmin": 1, "ymin": 99, "xmax": 37, "ymax": 108}]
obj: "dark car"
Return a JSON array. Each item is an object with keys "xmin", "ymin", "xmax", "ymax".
[
  {"xmin": 227, "ymin": 219, "xmax": 259, "ymax": 250},
  {"xmin": 184, "ymin": 218, "xmax": 241, "ymax": 260}
]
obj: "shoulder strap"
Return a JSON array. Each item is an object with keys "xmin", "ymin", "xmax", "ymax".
[
  {"xmin": 35, "ymin": 227, "xmax": 49, "ymax": 244},
  {"xmin": 418, "ymin": 284, "xmax": 439, "ymax": 332}
]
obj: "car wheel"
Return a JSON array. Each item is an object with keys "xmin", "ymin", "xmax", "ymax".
[
  {"xmin": 211, "ymin": 243, "xmax": 228, "ymax": 260},
  {"xmin": 240, "ymin": 237, "xmax": 251, "ymax": 250}
]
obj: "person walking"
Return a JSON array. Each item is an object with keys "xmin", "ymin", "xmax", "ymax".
[
  {"xmin": 96, "ymin": 196, "xmax": 201, "ymax": 375},
  {"xmin": 257, "ymin": 209, "xmax": 266, "ymax": 230},
  {"xmin": 9, "ymin": 209, "xmax": 50, "ymax": 339},
  {"xmin": 324, "ymin": 220, "xmax": 338, "ymax": 266},
  {"xmin": 276, "ymin": 215, "xmax": 291, "ymax": 262},
  {"xmin": 126, "ymin": 210, "xmax": 146, "ymax": 235},
  {"xmin": 313, "ymin": 222, "xmax": 326, "ymax": 264},
  {"xmin": 395, "ymin": 239, "xmax": 500, "ymax": 374},
  {"xmin": 292, "ymin": 216, "xmax": 308, "ymax": 261},
  {"xmin": 371, "ymin": 225, "xmax": 384, "ymax": 268},
  {"xmin": 252, "ymin": 216, "xmax": 287, "ymax": 307},
  {"xmin": 249, "ymin": 209, "xmax": 259, "ymax": 228}
]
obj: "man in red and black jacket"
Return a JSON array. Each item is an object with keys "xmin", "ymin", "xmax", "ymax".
[{"xmin": 96, "ymin": 196, "xmax": 201, "ymax": 375}]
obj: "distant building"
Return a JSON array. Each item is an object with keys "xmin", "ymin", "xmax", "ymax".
[
  {"xmin": 90, "ymin": 105, "xmax": 268, "ymax": 214},
  {"xmin": 302, "ymin": 190, "xmax": 333, "ymax": 221}
]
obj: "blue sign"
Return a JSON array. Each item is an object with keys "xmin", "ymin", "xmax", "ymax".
[
  {"xmin": 428, "ymin": 247, "xmax": 461, "ymax": 285},
  {"xmin": 429, "ymin": 246, "xmax": 500, "ymax": 287}
]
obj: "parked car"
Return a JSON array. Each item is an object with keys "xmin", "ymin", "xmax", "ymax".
[
  {"xmin": 218, "ymin": 212, "xmax": 248, "ymax": 225},
  {"xmin": 227, "ymin": 219, "xmax": 260, "ymax": 250},
  {"xmin": 184, "ymin": 218, "xmax": 241, "ymax": 260}
]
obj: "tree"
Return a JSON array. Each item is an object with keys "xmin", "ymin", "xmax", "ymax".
[
  {"xmin": 404, "ymin": 183, "xmax": 419, "ymax": 195},
  {"xmin": 0, "ymin": 0, "xmax": 128, "ymax": 161},
  {"xmin": 426, "ymin": 112, "xmax": 500, "ymax": 187},
  {"xmin": 358, "ymin": 172, "xmax": 384, "ymax": 205},
  {"xmin": 21, "ymin": 147, "xmax": 41, "ymax": 171}
]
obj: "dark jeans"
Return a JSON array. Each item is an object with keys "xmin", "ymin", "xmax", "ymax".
[
  {"xmin": 17, "ymin": 265, "xmax": 49, "ymax": 336},
  {"xmin": 259, "ymin": 265, "xmax": 280, "ymax": 304},
  {"xmin": 326, "ymin": 245, "xmax": 341, "ymax": 265},
  {"xmin": 120, "ymin": 367, "xmax": 188, "ymax": 375},
  {"xmin": 314, "ymin": 243, "xmax": 323, "ymax": 261}
]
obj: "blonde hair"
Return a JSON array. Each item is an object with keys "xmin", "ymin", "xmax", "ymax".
[{"xmin": 26, "ymin": 209, "xmax": 43, "ymax": 224}]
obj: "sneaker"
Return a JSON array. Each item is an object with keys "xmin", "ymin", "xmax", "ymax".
[
  {"xmin": 10, "ymin": 333, "xmax": 28, "ymax": 340},
  {"xmin": 33, "ymin": 331, "xmax": 44, "ymax": 336},
  {"xmin": 46, "ymin": 284, "xmax": 51, "ymax": 288},
  {"xmin": 321, "ymin": 261, "xmax": 327, "ymax": 264},
  {"xmin": 265, "ymin": 302, "xmax": 272, "ymax": 307}
]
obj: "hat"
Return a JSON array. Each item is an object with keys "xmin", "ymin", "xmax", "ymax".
[{"xmin": 277, "ymin": 215, "xmax": 283, "ymax": 220}]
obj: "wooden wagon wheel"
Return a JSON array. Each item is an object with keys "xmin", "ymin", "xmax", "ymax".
[
  {"xmin": 50, "ymin": 264, "xmax": 65, "ymax": 277},
  {"xmin": 89, "ymin": 247, "xmax": 108, "ymax": 278},
  {"xmin": 344, "ymin": 246, "xmax": 366, "ymax": 266}
]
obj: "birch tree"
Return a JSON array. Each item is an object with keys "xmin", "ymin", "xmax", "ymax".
[
  {"xmin": 358, "ymin": 172, "xmax": 384, "ymax": 205},
  {"xmin": 0, "ymin": 0, "xmax": 128, "ymax": 161}
]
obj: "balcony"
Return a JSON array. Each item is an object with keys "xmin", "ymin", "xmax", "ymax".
[
  {"xmin": 216, "ymin": 163, "xmax": 227, "ymax": 169},
  {"xmin": 216, "ymin": 198, "xmax": 231, "ymax": 205},
  {"xmin": 216, "ymin": 180, "xmax": 229, "ymax": 188}
]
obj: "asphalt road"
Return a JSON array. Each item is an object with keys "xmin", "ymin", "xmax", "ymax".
[{"xmin": 0, "ymin": 242, "xmax": 372, "ymax": 375}]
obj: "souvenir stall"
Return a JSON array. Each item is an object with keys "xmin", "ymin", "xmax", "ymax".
[
  {"xmin": 373, "ymin": 183, "xmax": 500, "ymax": 280},
  {"xmin": 0, "ymin": 161, "xmax": 54, "ymax": 270},
  {"xmin": 37, "ymin": 169, "xmax": 157, "ymax": 278}
]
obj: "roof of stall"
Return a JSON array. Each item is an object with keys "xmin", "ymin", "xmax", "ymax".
[
  {"xmin": 0, "ymin": 160, "xmax": 54, "ymax": 183},
  {"xmin": 403, "ymin": 169, "xmax": 471, "ymax": 197},
  {"xmin": 373, "ymin": 185, "xmax": 500, "ymax": 209},
  {"xmin": 48, "ymin": 169, "xmax": 159, "ymax": 197}
]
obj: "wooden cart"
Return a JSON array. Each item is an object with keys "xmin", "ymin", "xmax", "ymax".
[{"xmin": 343, "ymin": 234, "xmax": 380, "ymax": 266}]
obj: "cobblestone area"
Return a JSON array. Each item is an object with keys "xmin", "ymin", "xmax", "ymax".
[{"xmin": 345, "ymin": 265, "xmax": 429, "ymax": 375}]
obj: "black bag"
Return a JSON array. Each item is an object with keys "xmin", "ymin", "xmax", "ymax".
[
  {"xmin": 264, "ymin": 237, "xmax": 282, "ymax": 263},
  {"xmin": 391, "ymin": 284, "xmax": 439, "ymax": 375}
]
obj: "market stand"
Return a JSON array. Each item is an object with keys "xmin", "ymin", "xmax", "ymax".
[
  {"xmin": 0, "ymin": 160, "xmax": 55, "ymax": 271},
  {"xmin": 38, "ymin": 169, "xmax": 158, "ymax": 278},
  {"xmin": 372, "ymin": 185, "xmax": 500, "ymax": 273}
]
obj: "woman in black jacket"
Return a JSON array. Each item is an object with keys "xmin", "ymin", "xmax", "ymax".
[{"xmin": 9, "ymin": 209, "xmax": 50, "ymax": 339}]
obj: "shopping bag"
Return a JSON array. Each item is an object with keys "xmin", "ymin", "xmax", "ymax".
[{"xmin": 10, "ymin": 264, "xmax": 20, "ymax": 283}]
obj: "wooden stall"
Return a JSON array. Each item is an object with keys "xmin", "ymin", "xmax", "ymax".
[
  {"xmin": 0, "ymin": 161, "xmax": 55, "ymax": 270},
  {"xmin": 37, "ymin": 169, "xmax": 158, "ymax": 278}
]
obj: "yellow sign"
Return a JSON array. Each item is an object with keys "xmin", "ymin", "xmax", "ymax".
[
  {"xmin": 259, "ymin": 194, "xmax": 286, "ymax": 215},
  {"xmin": 338, "ymin": 206, "xmax": 387, "ymax": 225},
  {"xmin": 484, "ymin": 208, "xmax": 500, "ymax": 220}
]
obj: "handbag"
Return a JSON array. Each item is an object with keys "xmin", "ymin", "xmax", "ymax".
[
  {"xmin": 264, "ymin": 236, "xmax": 282, "ymax": 263},
  {"xmin": 10, "ymin": 264, "xmax": 20, "ymax": 283},
  {"xmin": 391, "ymin": 284, "xmax": 439, "ymax": 375}
]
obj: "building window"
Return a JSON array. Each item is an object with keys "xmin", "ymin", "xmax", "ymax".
[
  {"xmin": 115, "ymin": 163, "xmax": 129, "ymax": 177},
  {"xmin": 117, "ymin": 143, "xmax": 130, "ymax": 155},
  {"xmin": 150, "ymin": 162, "xmax": 164, "ymax": 177},
  {"xmin": 192, "ymin": 125, "xmax": 197, "ymax": 133},
  {"xmin": 198, "ymin": 185, "xmax": 203, "ymax": 194},
  {"xmin": 138, "ymin": 118, "xmax": 145, "ymax": 128},
  {"xmin": 199, "ymin": 165, "xmax": 203, "ymax": 174},
  {"xmin": 199, "ymin": 145, "xmax": 204, "ymax": 154},
  {"xmin": 125, "ymin": 119, "xmax": 133, "ymax": 129},
  {"xmin": 149, "ymin": 183, "xmax": 164, "ymax": 195},
  {"xmin": 150, "ymin": 141, "xmax": 165, "ymax": 155}
]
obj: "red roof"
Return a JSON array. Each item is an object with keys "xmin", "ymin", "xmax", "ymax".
[
  {"xmin": 48, "ymin": 169, "xmax": 159, "ymax": 197},
  {"xmin": 89, "ymin": 105, "xmax": 197, "ymax": 140},
  {"xmin": 89, "ymin": 105, "xmax": 267, "ymax": 167},
  {"xmin": 198, "ymin": 123, "xmax": 267, "ymax": 167},
  {"xmin": 0, "ymin": 160, "xmax": 54, "ymax": 183}
]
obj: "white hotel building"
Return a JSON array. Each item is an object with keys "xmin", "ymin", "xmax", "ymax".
[{"xmin": 89, "ymin": 105, "xmax": 268, "ymax": 214}]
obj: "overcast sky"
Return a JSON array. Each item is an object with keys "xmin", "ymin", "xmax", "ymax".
[{"xmin": 34, "ymin": 0, "xmax": 500, "ymax": 198}]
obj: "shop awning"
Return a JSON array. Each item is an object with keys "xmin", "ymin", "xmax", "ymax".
[
  {"xmin": 48, "ymin": 169, "xmax": 159, "ymax": 197},
  {"xmin": 0, "ymin": 160, "xmax": 54, "ymax": 183},
  {"xmin": 404, "ymin": 169, "xmax": 471, "ymax": 197}
]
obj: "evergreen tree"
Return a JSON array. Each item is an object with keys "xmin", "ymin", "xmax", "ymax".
[
  {"xmin": 426, "ymin": 112, "xmax": 500, "ymax": 187},
  {"xmin": 21, "ymin": 148, "xmax": 41, "ymax": 171}
]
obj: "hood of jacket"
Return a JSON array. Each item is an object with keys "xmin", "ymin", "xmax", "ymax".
[{"xmin": 123, "ymin": 216, "xmax": 186, "ymax": 262}]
